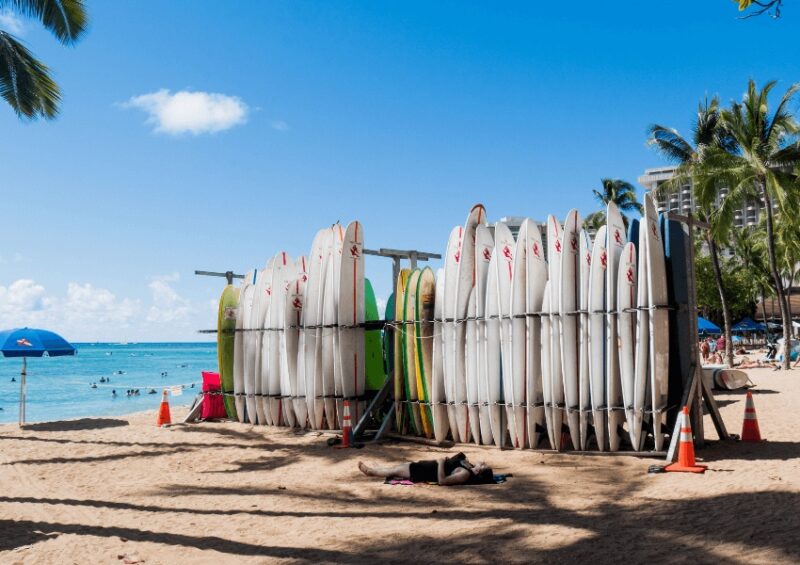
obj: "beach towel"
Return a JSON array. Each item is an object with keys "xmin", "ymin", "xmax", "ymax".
[{"xmin": 201, "ymin": 371, "xmax": 227, "ymax": 419}]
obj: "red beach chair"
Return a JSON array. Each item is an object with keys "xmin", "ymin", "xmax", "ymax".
[{"xmin": 201, "ymin": 371, "xmax": 227, "ymax": 419}]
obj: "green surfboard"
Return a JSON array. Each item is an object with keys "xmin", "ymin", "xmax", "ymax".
[
  {"xmin": 365, "ymin": 279, "xmax": 386, "ymax": 391},
  {"xmin": 217, "ymin": 284, "xmax": 239, "ymax": 419}
]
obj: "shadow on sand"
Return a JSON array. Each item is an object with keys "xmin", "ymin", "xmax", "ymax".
[{"xmin": 20, "ymin": 418, "xmax": 130, "ymax": 432}]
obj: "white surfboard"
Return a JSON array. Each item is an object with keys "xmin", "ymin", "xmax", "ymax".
[
  {"xmin": 633, "ymin": 226, "xmax": 649, "ymax": 450},
  {"xmin": 235, "ymin": 270, "xmax": 255, "ymax": 423},
  {"xmin": 338, "ymin": 221, "xmax": 365, "ymax": 425},
  {"xmin": 588, "ymin": 225, "xmax": 607, "ymax": 451},
  {"xmin": 546, "ymin": 215, "xmax": 564, "ymax": 450},
  {"xmin": 485, "ymin": 250, "xmax": 505, "ymax": 447},
  {"xmin": 432, "ymin": 268, "xmax": 450, "ymax": 442},
  {"xmin": 524, "ymin": 220, "xmax": 548, "ymax": 450},
  {"xmin": 475, "ymin": 224, "xmax": 494, "ymax": 445},
  {"xmin": 465, "ymin": 287, "xmax": 479, "ymax": 444},
  {"xmin": 617, "ymin": 242, "xmax": 637, "ymax": 445},
  {"xmin": 266, "ymin": 252, "xmax": 293, "ymax": 426},
  {"xmin": 578, "ymin": 231, "xmax": 592, "ymax": 450},
  {"xmin": 605, "ymin": 203, "xmax": 627, "ymax": 451},
  {"xmin": 511, "ymin": 221, "xmax": 530, "ymax": 449},
  {"xmin": 540, "ymin": 280, "xmax": 554, "ymax": 448},
  {"xmin": 644, "ymin": 195, "xmax": 669, "ymax": 451},
  {"xmin": 442, "ymin": 226, "xmax": 462, "ymax": 443},
  {"xmin": 251, "ymin": 258, "xmax": 273, "ymax": 426},
  {"xmin": 452, "ymin": 204, "xmax": 486, "ymax": 443},
  {"xmin": 321, "ymin": 236, "xmax": 338, "ymax": 430},
  {"xmin": 285, "ymin": 257, "xmax": 308, "ymax": 428},
  {"xmin": 304, "ymin": 228, "xmax": 331, "ymax": 430},
  {"xmin": 494, "ymin": 222, "xmax": 517, "ymax": 448},
  {"xmin": 559, "ymin": 209, "xmax": 582, "ymax": 450}
]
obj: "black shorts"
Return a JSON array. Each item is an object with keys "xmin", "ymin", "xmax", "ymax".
[{"xmin": 408, "ymin": 460, "xmax": 438, "ymax": 483}]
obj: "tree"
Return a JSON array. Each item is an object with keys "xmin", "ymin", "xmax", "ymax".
[
  {"xmin": 734, "ymin": 0, "xmax": 784, "ymax": 19},
  {"xmin": 584, "ymin": 178, "xmax": 643, "ymax": 231},
  {"xmin": 0, "ymin": 0, "xmax": 88, "ymax": 119},
  {"xmin": 648, "ymin": 97, "xmax": 738, "ymax": 367},
  {"xmin": 695, "ymin": 254, "xmax": 758, "ymax": 326},
  {"xmin": 701, "ymin": 80, "xmax": 800, "ymax": 369},
  {"xmin": 731, "ymin": 226, "xmax": 773, "ymax": 330}
]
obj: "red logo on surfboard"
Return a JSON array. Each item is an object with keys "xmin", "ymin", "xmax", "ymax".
[
  {"xmin": 585, "ymin": 252, "xmax": 591, "ymax": 265},
  {"xmin": 627, "ymin": 268, "xmax": 634, "ymax": 283},
  {"xmin": 532, "ymin": 242, "xmax": 541, "ymax": 258},
  {"xmin": 614, "ymin": 230, "xmax": 622, "ymax": 245},
  {"xmin": 292, "ymin": 297, "xmax": 302, "ymax": 309},
  {"xmin": 651, "ymin": 222, "xmax": 658, "ymax": 237},
  {"xmin": 482, "ymin": 247, "xmax": 491, "ymax": 261},
  {"xmin": 349, "ymin": 244, "xmax": 361, "ymax": 258},
  {"xmin": 454, "ymin": 250, "xmax": 461, "ymax": 263},
  {"xmin": 502, "ymin": 245, "xmax": 512, "ymax": 261},
  {"xmin": 266, "ymin": 286, "xmax": 272, "ymax": 296},
  {"xmin": 555, "ymin": 240, "xmax": 562, "ymax": 253},
  {"xmin": 301, "ymin": 274, "xmax": 308, "ymax": 282},
  {"xmin": 570, "ymin": 237, "xmax": 577, "ymax": 251},
  {"xmin": 600, "ymin": 251, "xmax": 607, "ymax": 268},
  {"xmin": 16, "ymin": 338, "xmax": 32, "ymax": 347}
]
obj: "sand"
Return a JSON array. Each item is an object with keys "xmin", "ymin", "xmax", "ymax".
[{"xmin": 1, "ymin": 366, "xmax": 798, "ymax": 564}]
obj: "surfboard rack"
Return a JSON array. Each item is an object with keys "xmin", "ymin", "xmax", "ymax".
[
  {"xmin": 194, "ymin": 270, "xmax": 244, "ymax": 284},
  {"xmin": 663, "ymin": 212, "xmax": 729, "ymax": 463}
]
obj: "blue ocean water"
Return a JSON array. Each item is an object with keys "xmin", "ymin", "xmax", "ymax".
[{"xmin": 0, "ymin": 342, "xmax": 217, "ymax": 424}]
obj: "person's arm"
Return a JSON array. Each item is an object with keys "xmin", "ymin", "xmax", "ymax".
[{"xmin": 437, "ymin": 459, "xmax": 471, "ymax": 486}]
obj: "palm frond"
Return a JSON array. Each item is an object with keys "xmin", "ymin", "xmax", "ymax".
[
  {"xmin": 0, "ymin": 30, "xmax": 59, "ymax": 118},
  {"xmin": 646, "ymin": 124, "xmax": 694, "ymax": 164},
  {"xmin": 0, "ymin": 0, "xmax": 88, "ymax": 44}
]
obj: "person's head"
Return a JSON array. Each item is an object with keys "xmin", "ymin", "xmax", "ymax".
[{"xmin": 471, "ymin": 462, "xmax": 494, "ymax": 484}]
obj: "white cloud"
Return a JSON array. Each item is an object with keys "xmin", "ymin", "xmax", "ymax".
[
  {"xmin": 0, "ymin": 10, "xmax": 25, "ymax": 35},
  {"xmin": 123, "ymin": 89, "xmax": 248, "ymax": 135},
  {"xmin": 147, "ymin": 274, "xmax": 191, "ymax": 323},
  {"xmin": 270, "ymin": 120, "xmax": 289, "ymax": 132},
  {"xmin": 0, "ymin": 280, "xmax": 138, "ymax": 335},
  {"xmin": 63, "ymin": 283, "xmax": 139, "ymax": 325}
]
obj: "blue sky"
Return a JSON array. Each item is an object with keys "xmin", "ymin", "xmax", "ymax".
[{"xmin": 1, "ymin": 1, "xmax": 797, "ymax": 341}]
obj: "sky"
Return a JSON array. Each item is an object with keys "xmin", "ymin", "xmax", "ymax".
[{"xmin": 1, "ymin": 1, "xmax": 798, "ymax": 341}]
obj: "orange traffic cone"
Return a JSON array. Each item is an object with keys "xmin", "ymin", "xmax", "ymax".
[
  {"xmin": 741, "ymin": 391, "xmax": 762, "ymax": 442},
  {"xmin": 157, "ymin": 389, "xmax": 171, "ymax": 427},
  {"xmin": 664, "ymin": 406, "xmax": 707, "ymax": 473},
  {"xmin": 335, "ymin": 400, "xmax": 352, "ymax": 449}
]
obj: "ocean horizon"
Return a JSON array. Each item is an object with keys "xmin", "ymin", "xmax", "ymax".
[{"xmin": 0, "ymin": 342, "xmax": 218, "ymax": 424}]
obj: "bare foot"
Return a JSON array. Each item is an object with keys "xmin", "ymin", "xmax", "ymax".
[{"xmin": 358, "ymin": 461, "xmax": 371, "ymax": 476}]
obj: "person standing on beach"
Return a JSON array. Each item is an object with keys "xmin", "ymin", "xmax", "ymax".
[{"xmin": 700, "ymin": 339, "xmax": 710, "ymax": 363}]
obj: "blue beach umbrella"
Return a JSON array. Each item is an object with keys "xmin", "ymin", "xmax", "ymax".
[
  {"xmin": 0, "ymin": 328, "xmax": 76, "ymax": 425},
  {"xmin": 697, "ymin": 317, "xmax": 721, "ymax": 334}
]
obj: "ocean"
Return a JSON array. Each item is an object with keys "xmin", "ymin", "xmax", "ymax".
[{"xmin": 0, "ymin": 342, "xmax": 217, "ymax": 424}]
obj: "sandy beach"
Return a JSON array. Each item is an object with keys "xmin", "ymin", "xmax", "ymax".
[{"xmin": 0, "ymin": 366, "xmax": 798, "ymax": 564}]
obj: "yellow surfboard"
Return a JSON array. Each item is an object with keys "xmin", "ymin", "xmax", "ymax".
[
  {"xmin": 394, "ymin": 269, "xmax": 412, "ymax": 433},
  {"xmin": 414, "ymin": 267, "xmax": 436, "ymax": 438},
  {"xmin": 404, "ymin": 269, "xmax": 428, "ymax": 437}
]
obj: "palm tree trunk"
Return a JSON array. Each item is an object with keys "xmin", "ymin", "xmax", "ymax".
[
  {"xmin": 760, "ymin": 286, "xmax": 770, "ymax": 344},
  {"xmin": 789, "ymin": 269, "xmax": 796, "ymax": 338},
  {"xmin": 763, "ymin": 190, "xmax": 793, "ymax": 369},
  {"xmin": 708, "ymin": 237, "xmax": 734, "ymax": 368}
]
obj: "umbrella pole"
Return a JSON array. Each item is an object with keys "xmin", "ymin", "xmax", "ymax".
[{"xmin": 19, "ymin": 357, "xmax": 26, "ymax": 426}]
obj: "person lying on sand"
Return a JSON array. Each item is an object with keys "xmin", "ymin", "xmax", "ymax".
[
  {"xmin": 737, "ymin": 356, "xmax": 771, "ymax": 369},
  {"xmin": 358, "ymin": 452, "xmax": 494, "ymax": 485}
]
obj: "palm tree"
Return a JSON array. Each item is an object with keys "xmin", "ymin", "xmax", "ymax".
[
  {"xmin": 0, "ymin": 1, "xmax": 88, "ymax": 119},
  {"xmin": 584, "ymin": 178, "xmax": 643, "ymax": 232},
  {"xmin": 731, "ymin": 226, "xmax": 773, "ymax": 331},
  {"xmin": 702, "ymin": 80, "xmax": 800, "ymax": 369},
  {"xmin": 648, "ymin": 97, "xmax": 738, "ymax": 367}
]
